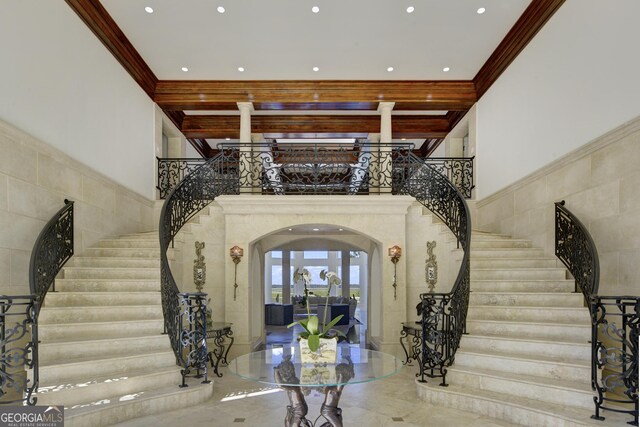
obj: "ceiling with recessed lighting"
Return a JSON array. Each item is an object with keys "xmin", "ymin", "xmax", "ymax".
[
  {"xmin": 101, "ymin": 0, "xmax": 530, "ymax": 80},
  {"xmin": 67, "ymin": 0, "xmax": 566, "ymax": 156}
]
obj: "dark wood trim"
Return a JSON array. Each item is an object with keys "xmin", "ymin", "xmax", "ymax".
[
  {"xmin": 164, "ymin": 110, "xmax": 186, "ymax": 132},
  {"xmin": 418, "ymin": 139, "xmax": 444, "ymax": 157},
  {"xmin": 187, "ymin": 138, "xmax": 212, "ymax": 158},
  {"xmin": 473, "ymin": 0, "xmax": 566, "ymax": 98},
  {"xmin": 181, "ymin": 115, "xmax": 450, "ymax": 139},
  {"xmin": 446, "ymin": 111, "xmax": 468, "ymax": 130},
  {"xmin": 155, "ymin": 81, "xmax": 477, "ymax": 111},
  {"xmin": 65, "ymin": 0, "xmax": 157, "ymax": 98}
]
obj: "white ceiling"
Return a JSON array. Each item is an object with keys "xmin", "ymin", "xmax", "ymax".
[{"xmin": 102, "ymin": 0, "xmax": 531, "ymax": 81}]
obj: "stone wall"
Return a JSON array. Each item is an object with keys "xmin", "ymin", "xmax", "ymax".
[
  {"xmin": 0, "ymin": 118, "xmax": 157, "ymax": 294},
  {"xmin": 476, "ymin": 116, "xmax": 640, "ymax": 295}
]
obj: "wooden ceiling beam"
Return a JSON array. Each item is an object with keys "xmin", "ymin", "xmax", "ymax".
[
  {"xmin": 181, "ymin": 115, "xmax": 450, "ymax": 139},
  {"xmin": 473, "ymin": 0, "xmax": 566, "ymax": 98},
  {"xmin": 155, "ymin": 81, "xmax": 477, "ymax": 111},
  {"xmin": 65, "ymin": 0, "xmax": 157, "ymax": 98}
]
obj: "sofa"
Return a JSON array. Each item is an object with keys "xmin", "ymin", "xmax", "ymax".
[{"xmin": 291, "ymin": 295, "xmax": 357, "ymax": 320}]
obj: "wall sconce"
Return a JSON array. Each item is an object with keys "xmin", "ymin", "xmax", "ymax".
[
  {"xmin": 230, "ymin": 246, "xmax": 244, "ymax": 301},
  {"xmin": 388, "ymin": 245, "xmax": 402, "ymax": 300}
]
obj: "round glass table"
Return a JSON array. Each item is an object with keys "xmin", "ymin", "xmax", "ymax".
[{"xmin": 229, "ymin": 346, "xmax": 402, "ymax": 426}]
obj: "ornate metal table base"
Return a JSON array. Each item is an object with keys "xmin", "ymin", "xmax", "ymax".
[
  {"xmin": 206, "ymin": 324, "xmax": 234, "ymax": 377},
  {"xmin": 276, "ymin": 356, "xmax": 354, "ymax": 427},
  {"xmin": 400, "ymin": 322, "xmax": 423, "ymax": 373}
]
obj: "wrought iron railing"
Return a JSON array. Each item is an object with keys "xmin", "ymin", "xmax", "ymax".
[
  {"xmin": 395, "ymin": 153, "xmax": 471, "ymax": 386},
  {"xmin": 160, "ymin": 150, "xmax": 238, "ymax": 386},
  {"xmin": 0, "ymin": 296, "xmax": 38, "ymax": 405},
  {"xmin": 156, "ymin": 144, "xmax": 474, "ymax": 198},
  {"xmin": 157, "ymin": 157, "xmax": 209, "ymax": 199},
  {"xmin": 30, "ymin": 199, "xmax": 74, "ymax": 315},
  {"xmin": 1, "ymin": 200, "xmax": 74, "ymax": 406},
  {"xmin": 555, "ymin": 200, "xmax": 599, "ymax": 302},
  {"xmin": 555, "ymin": 201, "xmax": 638, "ymax": 425}
]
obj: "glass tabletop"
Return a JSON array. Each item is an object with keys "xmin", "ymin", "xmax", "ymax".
[{"xmin": 228, "ymin": 346, "xmax": 403, "ymax": 387}]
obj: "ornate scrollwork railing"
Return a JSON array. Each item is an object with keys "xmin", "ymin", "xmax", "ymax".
[
  {"xmin": 0, "ymin": 296, "xmax": 38, "ymax": 405},
  {"xmin": 394, "ymin": 153, "xmax": 471, "ymax": 386},
  {"xmin": 29, "ymin": 199, "xmax": 74, "ymax": 315},
  {"xmin": 156, "ymin": 144, "xmax": 474, "ymax": 198},
  {"xmin": 555, "ymin": 201, "xmax": 638, "ymax": 425},
  {"xmin": 555, "ymin": 200, "xmax": 599, "ymax": 302},
  {"xmin": 160, "ymin": 150, "xmax": 239, "ymax": 386},
  {"xmin": 157, "ymin": 157, "xmax": 209, "ymax": 199}
]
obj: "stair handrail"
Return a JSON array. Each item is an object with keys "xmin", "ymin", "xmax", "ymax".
[
  {"xmin": 554, "ymin": 200, "xmax": 638, "ymax": 425},
  {"xmin": 159, "ymin": 149, "xmax": 239, "ymax": 385},
  {"xmin": 29, "ymin": 199, "xmax": 74, "ymax": 315},
  {"xmin": 554, "ymin": 200, "xmax": 599, "ymax": 301},
  {"xmin": 394, "ymin": 152, "xmax": 471, "ymax": 386}
]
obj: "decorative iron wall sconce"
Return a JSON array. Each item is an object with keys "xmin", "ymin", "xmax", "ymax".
[
  {"xmin": 388, "ymin": 245, "xmax": 402, "ymax": 300},
  {"xmin": 425, "ymin": 241, "xmax": 438, "ymax": 292},
  {"xmin": 230, "ymin": 246, "xmax": 244, "ymax": 301},
  {"xmin": 194, "ymin": 241, "xmax": 206, "ymax": 292}
]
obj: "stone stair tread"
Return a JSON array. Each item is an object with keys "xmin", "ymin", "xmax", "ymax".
[
  {"xmin": 39, "ymin": 350, "xmax": 176, "ymax": 377},
  {"xmin": 41, "ymin": 332, "xmax": 166, "ymax": 346},
  {"xmin": 46, "ymin": 291, "xmax": 160, "ymax": 296},
  {"xmin": 39, "ymin": 365, "xmax": 180, "ymax": 392},
  {"xmin": 450, "ymin": 365, "xmax": 592, "ymax": 392},
  {"xmin": 467, "ymin": 332, "xmax": 590, "ymax": 346},
  {"xmin": 471, "ymin": 291, "xmax": 578, "ymax": 296},
  {"xmin": 417, "ymin": 381, "xmax": 628, "ymax": 426},
  {"xmin": 469, "ymin": 318, "xmax": 590, "ymax": 328},
  {"xmin": 471, "ymin": 267, "xmax": 565, "ymax": 271},
  {"xmin": 65, "ymin": 381, "xmax": 213, "ymax": 425},
  {"xmin": 457, "ymin": 348, "xmax": 590, "ymax": 369},
  {"xmin": 469, "ymin": 304, "xmax": 586, "ymax": 311},
  {"xmin": 41, "ymin": 304, "xmax": 162, "ymax": 312},
  {"xmin": 63, "ymin": 266, "xmax": 160, "ymax": 270}
]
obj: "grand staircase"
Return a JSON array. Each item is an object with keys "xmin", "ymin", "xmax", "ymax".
[
  {"xmin": 417, "ymin": 230, "xmax": 626, "ymax": 426},
  {"xmin": 35, "ymin": 231, "xmax": 213, "ymax": 427}
]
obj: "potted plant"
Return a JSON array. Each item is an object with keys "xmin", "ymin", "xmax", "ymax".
[{"xmin": 288, "ymin": 268, "xmax": 345, "ymax": 363}]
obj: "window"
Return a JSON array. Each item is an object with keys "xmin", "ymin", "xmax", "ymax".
[
  {"xmin": 304, "ymin": 251, "xmax": 328, "ymax": 259},
  {"xmin": 350, "ymin": 266, "xmax": 360, "ymax": 285},
  {"xmin": 271, "ymin": 266, "xmax": 283, "ymax": 286},
  {"xmin": 271, "ymin": 251, "xmax": 282, "ymax": 259}
]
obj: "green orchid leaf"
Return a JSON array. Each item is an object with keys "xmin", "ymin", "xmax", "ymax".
[
  {"xmin": 308, "ymin": 334, "xmax": 320, "ymax": 352},
  {"xmin": 307, "ymin": 316, "xmax": 319, "ymax": 334},
  {"xmin": 331, "ymin": 329, "xmax": 347, "ymax": 338},
  {"xmin": 322, "ymin": 314, "xmax": 344, "ymax": 331}
]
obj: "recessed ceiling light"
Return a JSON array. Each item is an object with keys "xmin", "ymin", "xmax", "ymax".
[
  {"xmin": 338, "ymin": 228, "xmax": 344, "ymax": 231},
  {"xmin": 312, "ymin": 66, "xmax": 319, "ymax": 72},
  {"xmin": 477, "ymin": 7, "xmax": 486, "ymax": 14},
  {"xmin": 217, "ymin": 6, "xmax": 225, "ymax": 13},
  {"xmin": 443, "ymin": 67, "xmax": 450, "ymax": 72},
  {"xmin": 401, "ymin": 138, "xmax": 406, "ymax": 141},
  {"xmin": 387, "ymin": 66, "xmax": 394, "ymax": 72},
  {"xmin": 312, "ymin": 228, "xmax": 320, "ymax": 231},
  {"xmin": 144, "ymin": 6, "xmax": 153, "ymax": 14},
  {"xmin": 225, "ymin": 137, "xmax": 230, "ymax": 141},
  {"xmin": 311, "ymin": 6, "xmax": 320, "ymax": 13},
  {"xmin": 181, "ymin": 67, "xmax": 189, "ymax": 72},
  {"xmin": 237, "ymin": 67, "xmax": 245, "ymax": 72},
  {"xmin": 406, "ymin": 6, "xmax": 415, "ymax": 13},
  {"xmin": 288, "ymin": 228, "xmax": 293, "ymax": 231}
]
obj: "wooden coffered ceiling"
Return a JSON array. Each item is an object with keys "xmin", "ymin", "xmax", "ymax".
[{"xmin": 65, "ymin": 0, "xmax": 565, "ymax": 158}]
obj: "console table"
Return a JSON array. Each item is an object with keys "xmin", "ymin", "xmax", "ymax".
[
  {"xmin": 206, "ymin": 322, "xmax": 234, "ymax": 377},
  {"xmin": 399, "ymin": 322, "xmax": 423, "ymax": 368},
  {"xmin": 229, "ymin": 347, "xmax": 402, "ymax": 426}
]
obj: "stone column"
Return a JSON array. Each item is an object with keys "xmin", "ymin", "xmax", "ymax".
[
  {"xmin": 237, "ymin": 102, "xmax": 255, "ymax": 193},
  {"xmin": 377, "ymin": 102, "xmax": 395, "ymax": 193},
  {"xmin": 366, "ymin": 133, "xmax": 381, "ymax": 194},
  {"xmin": 282, "ymin": 250, "xmax": 291, "ymax": 304},
  {"xmin": 341, "ymin": 250, "xmax": 350, "ymax": 298}
]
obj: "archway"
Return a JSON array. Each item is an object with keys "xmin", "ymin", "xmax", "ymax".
[{"xmin": 249, "ymin": 223, "xmax": 381, "ymax": 349}]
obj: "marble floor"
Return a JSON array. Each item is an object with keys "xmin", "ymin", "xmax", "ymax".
[{"xmin": 112, "ymin": 361, "xmax": 516, "ymax": 427}]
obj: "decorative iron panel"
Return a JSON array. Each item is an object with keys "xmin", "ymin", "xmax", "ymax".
[
  {"xmin": 555, "ymin": 200, "xmax": 600, "ymax": 302},
  {"xmin": 590, "ymin": 297, "xmax": 638, "ymax": 425},
  {"xmin": 29, "ymin": 200, "xmax": 74, "ymax": 315},
  {"xmin": 157, "ymin": 158, "xmax": 208, "ymax": 199},
  {"xmin": 177, "ymin": 293, "xmax": 210, "ymax": 387},
  {"xmin": 394, "ymin": 152, "xmax": 471, "ymax": 386},
  {"xmin": 156, "ymin": 146, "xmax": 474, "ymax": 198},
  {"xmin": 0, "ymin": 295, "xmax": 38, "ymax": 405},
  {"xmin": 160, "ymin": 151, "xmax": 239, "ymax": 374}
]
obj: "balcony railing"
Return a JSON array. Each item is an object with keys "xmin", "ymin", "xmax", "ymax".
[{"xmin": 156, "ymin": 143, "xmax": 474, "ymax": 199}]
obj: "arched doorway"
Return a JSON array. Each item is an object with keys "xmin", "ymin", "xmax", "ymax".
[{"xmin": 250, "ymin": 223, "xmax": 380, "ymax": 349}]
